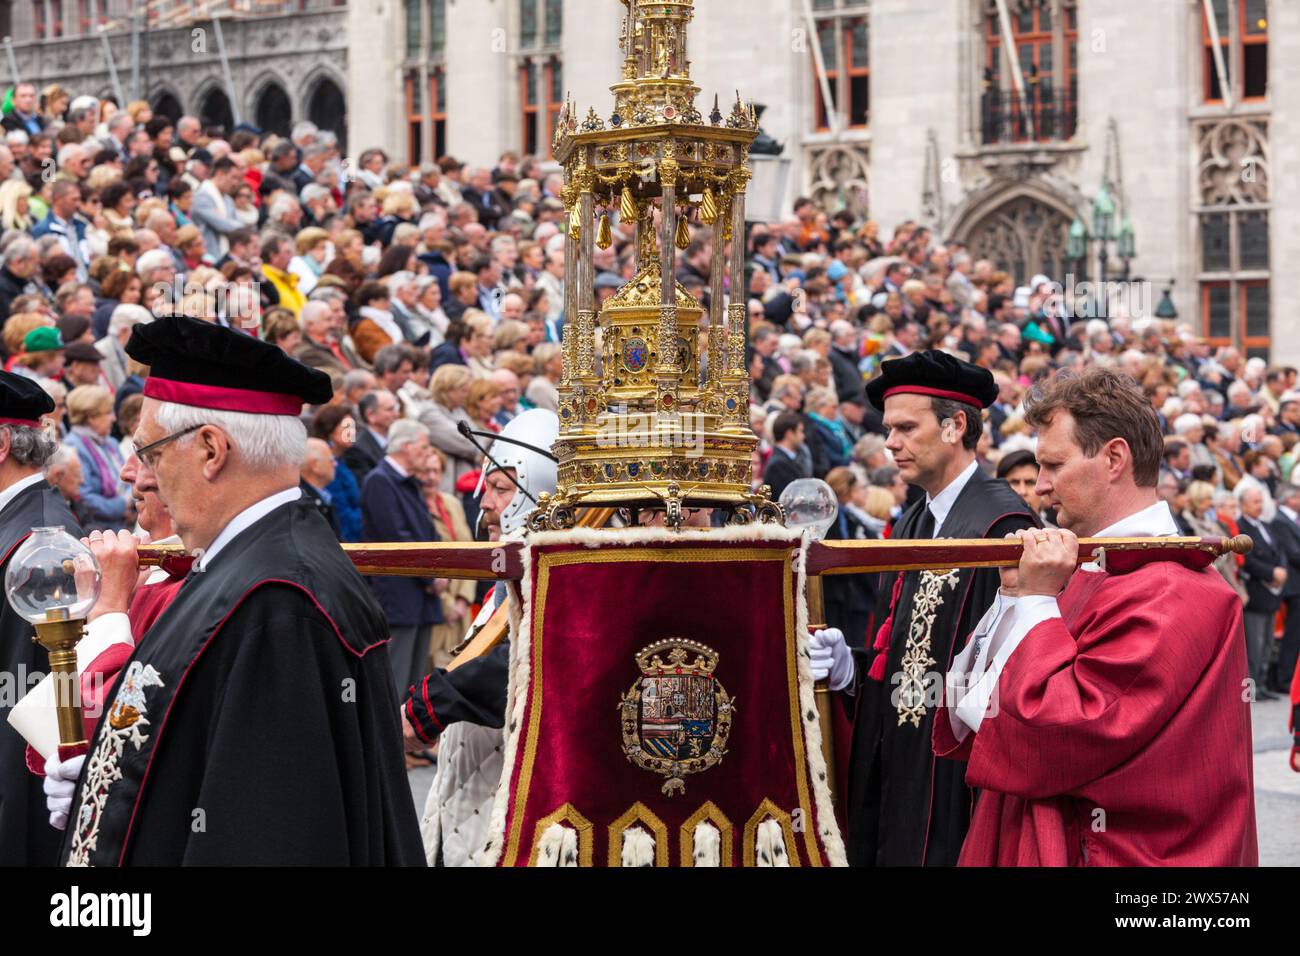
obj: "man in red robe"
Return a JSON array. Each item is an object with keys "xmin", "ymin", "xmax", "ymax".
[{"xmin": 934, "ymin": 367, "xmax": 1258, "ymax": 866}]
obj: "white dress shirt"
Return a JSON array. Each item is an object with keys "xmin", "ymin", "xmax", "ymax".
[
  {"xmin": 0, "ymin": 472, "xmax": 48, "ymax": 516},
  {"xmin": 196, "ymin": 487, "xmax": 302, "ymax": 573},
  {"xmin": 946, "ymin": 500, "xmax": 1178, "ymax": 741},
  {"xmin": 925, "ymin": 458, "xmax": 979, "ymax": 536}
]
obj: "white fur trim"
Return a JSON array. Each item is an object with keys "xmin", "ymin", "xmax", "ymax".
[
  {"xmin": 755, "ymin": 818, "xmax": 790, "ymax": 867},
  {"xmin": 527, "ymin": 522, "xmax": 801, "ymax": 549},
  {"xmin": 620, "ymin": 826, "xmax": 656, "ymax": 867},
  {"xmin": 692, "ymin": 822, "xmax": 721, "ymax": 867},
  {"xmin": 536, "ymin": 823, "xmax": 578, "ymax": 866},
  {"xmin": 794, "ymin": 532, "xmax": 850, "ymax": 866}
]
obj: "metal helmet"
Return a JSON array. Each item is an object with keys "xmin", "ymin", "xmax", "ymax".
[{"xmin": 477, "ymin": 408, "xmax": 559, "ymax": 534}]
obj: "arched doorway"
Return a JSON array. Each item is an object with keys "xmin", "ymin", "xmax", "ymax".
[
  {"xmin": 962, "ymin": 195, "xmax": 1073, "ymax": 287},
  {"xmin": 198, "ymin": 87, "xmax": 234, "ymax": 137},
  {"xmin": 306, "ymin": 77, "xmax": 347, "ymax": 152},
  {"xmin": 151, "ymin": 91, "xmax": 182, "ymax": 124},
  {"xmin": 254, "ymin": 83, "xmax": 292, "ymax": 138}
]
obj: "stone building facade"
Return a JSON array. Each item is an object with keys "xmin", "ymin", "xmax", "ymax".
[
  {"xmin": 1, "ymin": 0, "xmax": 348, "ymax": 145},
  {"xmin": 7, "ymin": 0, "xmax": 1294, "ymax": 359},
  {"xmin": 352, "ymin": 0, "xmax": 1293, "ymax": 361}
]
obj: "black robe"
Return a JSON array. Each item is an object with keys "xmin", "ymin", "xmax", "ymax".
[
  {"xmin": 0, "ymin": 478, "xmax": 80, "ymax": 866},
  {"xmin": 845, "ymin": 466, "xmax": 1036, "ymax": 866},
  {"xmin": 405, "ymin": 589, "xmax": 509, "ymax": 744},
  {"xmin": 59, "ymin": 498, "xmax": 424, "ymax": 866}
]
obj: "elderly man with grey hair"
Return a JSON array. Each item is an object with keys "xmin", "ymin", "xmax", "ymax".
[
  {"xmin": 1172, "ymin": 411, "xmax": 1216, "ymax": 474},
  {"xmin": 135, "ymin": 247, "xmax": 177, "ymax": 301},
  {"xmin": 295, "ymin": 298, "xmax": 349, "ymax": 377},
  {"xmin": 0, "ymin": 235, "xmax": 41, "ymax": 319},
  {"xmin": 96, "ymin": 303, "xmax": 152, "ymax": 390},
  {"xmin": 4, "ymin": 128, "xmax": 28, "ymax": 160},
  {"xmin": 386, "ymin": 270, "xmax": 430, "ymax": 343},
  {"xmin": 1235, "ymin": 481, "xmax": 1286, "ymax": 702},
  {"xmin": 175, "ymin": 114, "xmax": 202, "ymax": 152},
  {"xmin": 40, "ymin": 315, "xmax": 424, "ymax": 865},
  {"xmin": 264, "ymin": 190, "xmax": 304, "ymax": 239},
  {"xmin": 828, "ymin": 318, "xmax": 865, "ymax": 403},
  {"xmin": 300, "ymin": 182, "xmax": 335, "ymax": 224},
  {"xmin": 101, "ymin": 111, "xmax": 135, "ymax": 161},
  {"xmin": 360, "ymin": 416, "xmax": 444, "ymax": 696},
  {"xmin": 291, "ymin": 120, "xmax": 319, "ymax": 149}
]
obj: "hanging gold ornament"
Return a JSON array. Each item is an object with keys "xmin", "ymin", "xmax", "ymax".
[
  {"xmin": 619, "ymin": 186, "xmax": 637, "ymax": 223},
  {"xmin": 596, "ymin": 213, "xmax": 613, "ymax": 249},
  {"xmin": 700, "ymin": 188, "xmax": 719, "ymax": 225},
  {"xmin": 675, "ymin": 212, "xmax": 691, "ymax": 250},
  {"xmin": 568, "ymin": 205, "xmax": 582, "ymax": 241}
]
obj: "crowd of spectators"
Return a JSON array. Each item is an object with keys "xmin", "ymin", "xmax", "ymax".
[{"xmin": 1, "ymin": 79, "xmax": 1293, "ymax": 703}]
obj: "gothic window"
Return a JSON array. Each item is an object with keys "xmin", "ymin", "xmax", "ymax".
[
  {"xmin": 963, "ymin": 196, "xmax": 1071, "ymax": 288},
  {"xmin": 1196, "ymin": 118, "xmax": 1270, "ymax": 356},
  {"xmin": 1202, "ymin": 0, "xmax": 1268, "ymax": 104},
  {"xmin": 76, "ymin": 0, "xmax": 105, "ymax": 33},
  {"xmin": 406, "ymin": 69, "xmax": 446, "ymax": 165},
  {"xmin": 518, "ymin": 0, "xmax": 563, "ymax": 159},
  {"xmin": 809, "ymin": 0, "xmax": 869, "ymax": 132},
  {"xmin": 404, "ymin": 0, "xmax": 447, "ymax": 165},
  {"xmin": 980, "ymin": 0, "xmax": 1077, "ymax": 145}
]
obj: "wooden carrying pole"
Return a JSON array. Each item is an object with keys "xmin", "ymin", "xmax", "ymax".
[
  {"xmin": 137, "ymin": 532, "xmax": 1254, "ymax": 579},
  {"xmin": 134, "ymin": 532, "xmax": 1250, "ymax": 678}
]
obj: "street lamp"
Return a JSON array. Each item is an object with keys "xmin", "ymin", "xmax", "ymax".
[
  {"xmin": 5, "ymin": 526, "xmax": 101, "ymax": 759},
  {"xmin": 1117, "ymin": 216, "xmax": 1136, "ymax": 281},
  {"xmin": 1155, "ymin": 282, "xmax": 1178, "ymax": 320},
  {"xmin": 1067, "ymin": 216, "xmax": 1088, "ymax": 281},
  {"xmin": 1092, "ymin": 182, "xmax": 1115, "ymax": 284}
]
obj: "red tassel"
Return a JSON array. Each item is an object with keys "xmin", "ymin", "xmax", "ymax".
[
  {"xmin": 867, "ymin": 650, "xmax": 889, "ymax": 682},
  {"xmin": 872, "ymin": 617, "xmax": 891, "ymax": 652},
  {"xmin": 867, "ymin": 575, "xmax": 905, "ymax": 682}
]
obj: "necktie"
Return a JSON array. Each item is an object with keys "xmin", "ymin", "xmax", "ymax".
[{"xmin": 915, "ymin": 504, "xmax": 936, "ymax": 540}]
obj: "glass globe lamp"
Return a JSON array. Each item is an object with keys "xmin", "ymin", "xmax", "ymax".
[
  {"xmin": 5, "ymin": 526, "xmax": 102, "ymax": 753},
  {"xmin": 779, "ymin": 478, "xmax": 839, "ymax": 541},
  {"xmin": 778, "ymin": 477, "xmax": 840, "ymax": 799}
]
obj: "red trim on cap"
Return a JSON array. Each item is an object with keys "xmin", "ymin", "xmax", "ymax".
[
  {"xmin": 0, "ymin": 416, "xmax": 45, "ymax": 428},
  {"xmin": 144, "ymin": 377, "xmax": 303, "ymax": 415},
  {"xmin": 883, "ymin": 384, "xmax": 985, "ymax": 408}
]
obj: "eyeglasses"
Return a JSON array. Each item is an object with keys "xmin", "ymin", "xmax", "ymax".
[{"xmin": 134, "ymin": 423, "xmax": 203, "ymax": 469}]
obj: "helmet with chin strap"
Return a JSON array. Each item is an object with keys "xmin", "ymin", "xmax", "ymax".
[{"xmin": 475, "ymin": 408, "xmax": 559, "ymax": 534}]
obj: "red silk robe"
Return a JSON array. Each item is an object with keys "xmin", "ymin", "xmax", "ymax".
[{"xmin": 934, "ymin": 559, "xmax": 1258, "ymax": 866}]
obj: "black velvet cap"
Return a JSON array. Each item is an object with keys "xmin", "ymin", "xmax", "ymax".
[
  {"xmin": 865, "ymin": 349, "xmax": 998, "ymax": 412},
  {"xmin": 0, "ymin": 369, "xmax": 55, "ymax": 426},
  {"xmin": 127, "ymin": 315, "xmax": 332, "ymax": 414}
]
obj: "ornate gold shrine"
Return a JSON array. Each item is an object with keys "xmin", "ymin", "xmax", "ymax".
[{"xmin": 532, "ymin": 0, "xmax": 779, "ymax": 529}]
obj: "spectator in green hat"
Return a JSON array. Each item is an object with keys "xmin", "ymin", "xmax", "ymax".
[{"xmin": 13, "ymin": 326, "xmax": 64, "ymax": 380}]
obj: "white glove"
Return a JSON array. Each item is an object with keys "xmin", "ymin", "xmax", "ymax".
[
  {"xmin": 809, "ymin": 628, "xmax": 855, "ymax": 692},
  {"xmin": 44, "ymin": 753, "xmax": 85, "ymax": 831}
]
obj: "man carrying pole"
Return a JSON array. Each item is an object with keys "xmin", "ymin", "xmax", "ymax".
[
  {"xmin": 811, "ymin": 351, "xmax": 1037, "ymax": 865},
  {"xmin": 935, "ymin": 366, "xmax": 1257, "ymax": 865}
]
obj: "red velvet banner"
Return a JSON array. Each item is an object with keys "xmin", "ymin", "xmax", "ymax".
[{"xmin": 487, "ymin": 532, "xmax": 845, "ymax": 867}]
